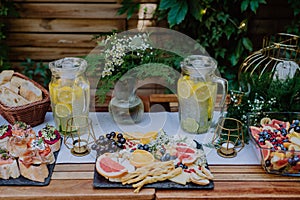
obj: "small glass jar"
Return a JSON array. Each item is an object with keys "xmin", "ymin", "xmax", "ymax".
[{"xmin": 177, "ymin": 55, "xmax": 227, "ymax": 133}]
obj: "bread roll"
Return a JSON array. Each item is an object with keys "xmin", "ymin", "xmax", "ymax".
[
  {"xmin": 19, "ymin": 81, "xmax": 43, "ymax": 102},
  {"xmin": 2, "ymin": 82, "xmax": 19, "ymax": 94},
  {"xmin": 0, "ymin": 85, "xmax": 30, "ymax": 107},
  {"xmin": 0, "ymin": 70, "xmax": 14, "ymax": 85},
  {"xmin": 11, "ymin": 76, "xmax": 26, "ymax": 88}
]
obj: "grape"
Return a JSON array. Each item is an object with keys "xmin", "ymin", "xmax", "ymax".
[
  {"xmin": 117, "ymin": 133, "xmax": 123, "ymax": 139},
  {"xmin": 118, "ymin": 137, "xmax": 126, "ymax": 144},
  {"xmin": 110, "ymin": 131, "xmax": 116, "ymax": 138}
]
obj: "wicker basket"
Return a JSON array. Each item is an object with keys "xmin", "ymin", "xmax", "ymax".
[{"xmin": 0, "ymin": 72, "xmax": 50, "ymax": 127}]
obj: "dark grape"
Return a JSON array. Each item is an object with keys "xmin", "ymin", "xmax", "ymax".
[
  {"xmin": 118, "ymin": 137, "xmax": 126, "ymax": 144},
  {"xmin": 106, "ymin": 133, "xmax": 112, "ymax": 139},
  {"xmin": 117, "ymin": 133, "xmax": 123, "ymax": 139},
  {"xmin": 117, "ymin": 142, "xmax": 123, "ymax": 149},
  {"xmin": 143, "ymin": 144, "xmax": 149, "ymax": 151},
  {"xmin": 110, "ymin": 131, "xmax": 116, "ymax": 138}
]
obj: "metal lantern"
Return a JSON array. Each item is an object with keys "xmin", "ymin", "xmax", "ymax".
[
  {"xmin": 212, "ymin": 117, "xmax": 245, "ymax": 158},
  {"xmin": 63, "ymin": 116, "xmax": 96, "ymax": 156}
]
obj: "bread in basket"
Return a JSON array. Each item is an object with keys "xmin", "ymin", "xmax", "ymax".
[{"xmin": 0, "ymin": 71, "xmax": 50, "ymax": 127}]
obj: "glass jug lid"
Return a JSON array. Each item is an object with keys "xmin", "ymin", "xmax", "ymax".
[
  {"xmin": 49, "ymin": 57, "xmax": 87, "ymax": 78},
  {"xmin": 181, "ymin": 55, "xmax": 217, "ymax": 77}
]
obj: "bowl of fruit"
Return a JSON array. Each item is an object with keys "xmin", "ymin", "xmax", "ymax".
[{"xmin": 248, "ymin": 112, "xmax": 300, "ymax": 176}]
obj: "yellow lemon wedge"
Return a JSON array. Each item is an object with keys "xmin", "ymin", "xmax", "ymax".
[
  {"xmin": 57, "ymin": 86, "xmax": 73, "ymax": 103},
  {"xmin": 177, "ymin": 79, "xmax": 193, "ymax": 99},
  {"xmin": 55, "ymin": 103, "xmax": 72, "ymax": 118},
  {"xmin": 129, "ymin": 150, "xmax": 154, "ymax": 167}
]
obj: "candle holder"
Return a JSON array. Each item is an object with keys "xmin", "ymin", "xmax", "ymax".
[
  {"xmin": 212, "ymin": 117, "xmax": 244, "ymax": 158},
  {"xmin": 63, "ymin": 116, "xmax": 96, "ymax": 157}
]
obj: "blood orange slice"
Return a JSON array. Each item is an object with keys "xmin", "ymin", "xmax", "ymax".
[{"xmin": 96, "ymin": 154, "xmax": 128, "ymax": 178}]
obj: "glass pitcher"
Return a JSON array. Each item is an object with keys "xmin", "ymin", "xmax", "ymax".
[
  {"xmin": 49, "ymin": 57, "xmax": 90, "ymax": 132},
  {"xmin": 177, "ymin": 55, "xmax": 227, "ymax": 134}
]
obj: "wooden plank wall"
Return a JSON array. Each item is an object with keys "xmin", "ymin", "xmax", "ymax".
[
  {"xmin": 6, "ymin": 0, "xmax": 159, "ymax": 64},
  {"xmin": 5, "ymin": 0, "xmax": 295, "ymax": 66}
]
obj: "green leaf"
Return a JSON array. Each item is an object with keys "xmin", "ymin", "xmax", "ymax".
[
  {"xmin": 189, "ymin": 0, "xmax": 203, "ymax": 21},
  {"xmin": 241, "ymin": 0, "xmax": 249, "ymax": 12},
  {"xmin": 242, "ymin": 37, "xmax": 253, "ymax": 51},
  {"xmin": 159, "ymin": 0, "xmax": 175, "ymax": 10},
  {"xmin": 168, "ymin": 1, "xmax": 188, "ymax": 27}
]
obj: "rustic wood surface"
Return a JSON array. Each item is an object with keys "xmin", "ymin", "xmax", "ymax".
[{"xmin": 0, "ymin": 163, "xmax": 299, "ymax": 199}]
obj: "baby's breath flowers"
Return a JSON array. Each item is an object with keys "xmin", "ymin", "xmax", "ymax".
[{"xmin": 101, "ymin": 33, "xmax": 152, "ymax": 78}]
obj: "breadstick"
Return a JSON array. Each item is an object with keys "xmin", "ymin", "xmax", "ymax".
[{"xmin": 133, "ymin": 167, "xmax": 182, "ymax": 193}]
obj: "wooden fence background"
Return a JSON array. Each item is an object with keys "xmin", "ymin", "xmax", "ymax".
[{"xmin": 4, "ymin": 0, "xmax": 295, "ymax": 67}]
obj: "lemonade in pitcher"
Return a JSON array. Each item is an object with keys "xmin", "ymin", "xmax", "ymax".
[
  {"xmin": 49, "ymin": 58, "xmax": 90, "ymax": 132},
  {"xmin": 178, "ymin": 55, "xmax": 227, "ymax": 134}
]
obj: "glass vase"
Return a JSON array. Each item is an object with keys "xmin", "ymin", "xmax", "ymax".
[{"xmin": 109, "ymin": 78, "xmax": 144, "ymax": 124}]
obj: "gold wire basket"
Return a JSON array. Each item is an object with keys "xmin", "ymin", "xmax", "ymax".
[{"xmin": 238, "ymin": 33, "xmax": 300, "ymax": 82}]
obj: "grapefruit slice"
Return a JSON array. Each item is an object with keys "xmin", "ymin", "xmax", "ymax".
[
  {"xmin": 271, "ymin": 119, "xmax": 290, "ymax": 130},
  {"xmin": 96, "ymin": 154, "xmax": 128, "ymax": 178},
  {"xmin": 260, "ymin": 141, "xmax": 273, "ymax": 161},
  {"xmin": 249, "ymin": 126, "xmax": 261, "ymax": 140}
]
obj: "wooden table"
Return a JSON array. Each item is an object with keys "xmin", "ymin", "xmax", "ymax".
[{"xmin": 0, "ymin": 163, "xmax": 299, "ymax": 200}]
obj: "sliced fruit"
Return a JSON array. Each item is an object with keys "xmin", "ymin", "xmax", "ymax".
[
  {"xmin": 290, "ymin": 136, "xmax": 300, "ymax": 146},
  {"xmin": 178, "ymin": 79, "xmax": 193, "ymax": 98},
  {"xmin": 260, "ymin": 141, "xmax": 273, "ymax": 161},
  {"xmin": 57, "ymin": 86, "xmax": 73, "ymax": 103},
  {"xmin": 181, "ymin": 118, "xmax": 199, "ymax": 133},
  {"xmin": 140, "ymin": 131, "xmax": 158, "ymax": 144},
  {"xmin": 271, "ymin": 119, "xmax": 290, "ymax": 130},
  {"xmin": 272, "ymin": 158, "xmax": 289, "ymax": 170},
  {"xmin": 96, "ymin": 154, "xmax": 128, "ymax": 178},
  {"xmin": 55, "ymin": 103, "xmax": 72, "ymax": 118},
  {"xmin": 193, "ymin": 83, "xmax": 210, "ymax": 102},
  {"xmin": 260, "ymin": 117, "xmax": 271, "ymax": 125},
  {"xmin": 175, "ymin": 146, "xmax": 197, "ymax": 165},
  {"xmin": 129, "ymin": 149, "xmax": 154, "ymax": 167},
  {"xmin": 249, "ymin": 126, "xmax": 262, "ymax": 140}
]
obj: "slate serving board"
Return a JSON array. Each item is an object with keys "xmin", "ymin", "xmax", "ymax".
[
  {"xmin": 0, "ymin": 150, "xmax": 60, "ymax": 186},
  {"xmin": 93, "ymin": 142, "xmax": 214, "ymax": 190}
]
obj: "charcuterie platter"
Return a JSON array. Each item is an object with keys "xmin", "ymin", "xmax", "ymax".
[{"xmin": 93, "ymin": 130, "xmax": 214, "ymax": 192}]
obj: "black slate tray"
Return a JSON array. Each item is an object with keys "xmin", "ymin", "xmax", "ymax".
[
  {"xmin": 0, "ymin": 150, "xmax": 60, "ymax": 186},
  {"xmin": 93, "ymin": 142, "xmax": 214, "ymax": 190}
]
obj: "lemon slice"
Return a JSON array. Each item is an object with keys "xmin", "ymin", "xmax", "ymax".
[
  {"xmin": 55, "ymin": 103, "xmax": 72, "ymax": 118},
  {"xmin": 193, "ymin": 84, "xmax": 210, "ymax": 102},
  {"xmin": 140, "ymin": 131, "xmax": 158, "ymax": 144},
  {"xmin": 178, "ymin": 79, "xmax": 193, "ymax": 98},
  {"xmin": 181, "ymin": 118, "xmax": 199, "ymax": 133},
  {"xmin": 130, "ymin": 149, "xmax": 154, "ymax": 167},
  {"xmin": 57, "ymin": 86, "xmax": 73, "ymax": 103}
]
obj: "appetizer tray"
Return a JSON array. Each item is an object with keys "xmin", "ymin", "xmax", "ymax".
[
  {"xmin": 93, "ymin": 142, "xmax": 214, "ymax": 190},
  {"xmin": 0, "ymin": 149, "xmax": 59, "ymax": 186}
]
